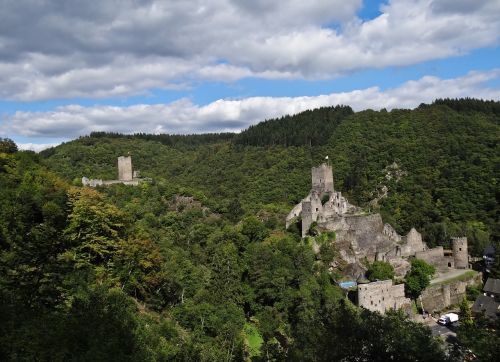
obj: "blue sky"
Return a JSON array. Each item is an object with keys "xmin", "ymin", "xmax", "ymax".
[{"xmin": 0, "ymin": 0, "xmax": 499, "ymax": 151}]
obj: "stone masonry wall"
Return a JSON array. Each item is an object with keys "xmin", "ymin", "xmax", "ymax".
[
  {"xmin": 358, "ymin": 280, "xmax": 411, "ymax": 314},
  {"xmin": 452, "ymin": 237, "xmax": 468, "ymax": 269},
  {"xmin": 118, "ymin": 156, "xmax": 133, "ymax": 181},
  {"xmin": 415, "ymin": 247, "xmax": 447, "ymax": 270},
  {"xmin": 311, "ymin": 163, "xmax": 334, "ymax": 195},
  {"xmin": 421, "ymin": 273, "xmax": 481, "ymax": 312}
]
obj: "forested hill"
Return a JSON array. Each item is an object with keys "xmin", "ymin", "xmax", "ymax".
[
  {"xmin": 233, "ymin": 105, "xmax": 354, "ymax": 147},
  {"xmin": 2, "ymin": 98, "xmax": 499, "ymax": 360},
  {"xmin": 42, "ymin": 99, "xmax": 499, "ymax": 253}
]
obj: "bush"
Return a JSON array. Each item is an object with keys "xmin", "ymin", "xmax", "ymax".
[{"xmin": 366, "ymin": 261, "xmax": 395, "ymax": 281}]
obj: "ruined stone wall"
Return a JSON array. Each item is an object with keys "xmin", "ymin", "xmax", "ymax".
[
  {"xmin": 415, "ymin": 247, "xmax": 447, "ymax": 270},
  {"xmin": 358, "ymin": 280, "xmax": 411, "ymax": 314},
  {"xmin": 421, "ymin": 273, "xmax": 481, "ymax": 312},
  {"xmin": 301, "ymin": 201, "xmax": 313, "ymax": 238},
  {"xmin": 383, "ymin": 223, "xmax": 401, "ymax": 242},
  {"xmin": 286, "ymin": 201, "xmax": 303, "ymax": 229},
  {"xmin": 310, "ymin": 192, "xmax": 322, "ymax": 222},
  {"xmin": 118, "ymin": 156, "xmax": 133, "ymax": 181},
  {"xmin": 403, "ymin": 228, "xmax": 425, "ymax": 256}
]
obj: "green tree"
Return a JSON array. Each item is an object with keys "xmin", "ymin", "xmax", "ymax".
[
  {"xmin": 0, "ymin": 138, "xmax": 18, "ymax": 154},
  {"xmin": 241, "ymin": 216, "xmax": 269, "ymax": 243},
  {"xmin": 404, "ymin": 259, "xmax": 435, "ymax": 299},
  {"xmin": 366, "ymin": 261, "xmax": 395, "ymax": 281},
  {"xmin": 64, "ymin": 187, "xmax": 128, "ymax": 271}
]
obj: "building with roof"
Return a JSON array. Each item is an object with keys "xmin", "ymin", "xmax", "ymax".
[
  {"xmin": 472, "ymin": 295, "xmax": 499, "ymax": 321},
  {"xmin": 483, "ymin": 277, "xmax": 500, "ymax": 298},
  {"xmin": 472, "ymin": 278, "xmax": 500, "ymax": 321}
]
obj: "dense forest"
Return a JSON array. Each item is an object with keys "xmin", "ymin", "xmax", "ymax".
[{"xmin": 1, "ymin": 99, "xmax": 499, "ymax": 360}]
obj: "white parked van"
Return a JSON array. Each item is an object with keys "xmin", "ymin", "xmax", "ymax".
[{"xmin": 438, "ymin": 313, "xmax": 459, "ymax": 325}]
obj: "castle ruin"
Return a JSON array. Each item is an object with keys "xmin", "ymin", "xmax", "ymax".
[
  {"xmin": 287, "ymin": 161, "xmax": 470, "ymax": 275},
  {"xmin": 286, "ymin": 162, "xmax": 358, "ymax": 237},
  {"xmin": 288, "ymin": 161, "xmax": 475, "ymax": 314},
  {"xmin": 82, "ymin": 155, "xmax": 142, "ymax": 187}
]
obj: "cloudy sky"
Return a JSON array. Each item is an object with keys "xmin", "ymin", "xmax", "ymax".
[{"xmin": 0, "ymin": 0, "xmax": 499, "ymax": 151}]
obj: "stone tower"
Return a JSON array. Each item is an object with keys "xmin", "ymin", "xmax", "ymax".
[
  {"xmin": 118, "ymin": 156, "xmax": 133, "ymax": 181},
  {"xmin": 311, "ymin": 163, "xmax": 334, "ymax": 196},
  {"xmin": 452, "ymin": 237, "xmax": 468, "ymax": 269},
  {"xmin": 301, "ymin": 201, "xmax": 313, "ymax": 238}
]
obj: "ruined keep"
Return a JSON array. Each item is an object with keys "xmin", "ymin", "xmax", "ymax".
[
  {"xmin": 286, "ymin": 161, "xmax": 471, "ymax": 278},
  {"xmin": 82, "ymin": 156, "xmax": 141, "ymax": 187},
  {"xmin": 311, "ymin": 163, "xmax": 334, "ymax": 195},
  {"xmin": 286, "ymin": 161, "xmax": 356, "ymax": 238},
  {"xmin": 118, "ymin": 156, "xmax": 133, "ymax": 181}
]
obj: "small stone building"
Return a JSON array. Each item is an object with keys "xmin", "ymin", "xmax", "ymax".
[{"xmin": 357, "ymin": 279, "xmax": 411, "ymax": 314}]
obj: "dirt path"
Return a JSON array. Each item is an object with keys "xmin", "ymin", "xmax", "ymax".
[{"xmin": 430, "ymin": 269, "xmax": 473, "ymax": 285}]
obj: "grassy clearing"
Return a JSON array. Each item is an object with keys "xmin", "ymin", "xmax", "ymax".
[{"xmin": 244, "ymin": 322, "xmax": 263, "ymax": 358}]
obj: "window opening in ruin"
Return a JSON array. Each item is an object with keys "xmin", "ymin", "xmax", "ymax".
[
  {"xmin": 459, "ymin": 248, "xmax": 462, "ymax": 251},
  {"xmin": 448, "ymin": 262, "xmax": 452, "ymax": 267},
  {"xmin": 316, "ymin": 208, "xmax": 318, "ymax": 212}
]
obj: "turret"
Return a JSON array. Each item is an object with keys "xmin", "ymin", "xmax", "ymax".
[{"xmin": 452, "ymin": 237, "xmax": 468, "ymax": 269}]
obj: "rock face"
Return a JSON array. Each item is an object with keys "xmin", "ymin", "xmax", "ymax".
[{"xmin": 286, "ymin": 162, "xmax": 469, "ymax": 279}]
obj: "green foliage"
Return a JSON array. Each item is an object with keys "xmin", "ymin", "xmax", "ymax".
[
  {"xmin": 404, "ymin": 259, "xmax": 436, "ymax": 299},
  {"xmin": 366, "ymin": 261, "xmax": 395, "ymax": 281},
  {"xmin": 466, "ymin": 284, "xmax": 482, "ymax": 301},
  {"xmin": 459, "ymin": 297, "xmax": 474, "ymax": 328},
  {"xmin": 241, "ymin": 216, "xmax": 269, "ymax": 243},
  {"xmin": 64, "ymin": 187, "xmax": 127, "ymax": 271},
  {"xmin": 455, "ymin": 308, "xmax": 500, "ymax": 361},
  {"xmin": 42, "ymin": 99, "xmax": 499, "ymax": 253},
  {"xmin": 311, "ymin": 301, "xmax": 447, "ymax": 361},
  {"xmin": 3, "ymin": 98, "xmax": 498, "ymax": 360},
  {"xmin": 0, "ymin": 138, "xmax": 18, "ymax": 154},
  {"xmin": 234, "ymin": 105, "xmax": 354, "ymax": 147},
  {"xmin": 243, "ymin": 322, "xmax": 263, "ymax": 358}
]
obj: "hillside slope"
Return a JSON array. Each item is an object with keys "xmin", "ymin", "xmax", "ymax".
[{"xmin": 42, "ymin": 99, "xmax": 499, "ymax": 253}]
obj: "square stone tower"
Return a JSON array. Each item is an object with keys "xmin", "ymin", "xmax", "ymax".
[
  {"xmin": 452, "ymin": 237, "xmax": 468, "ymax": 269},
  {"xmin": 118, "ymin": 156, "xmax": 133, "ymax": 181},
  {"xmin": 311, "ymin": 163, "xmax": 334, "ymax": 195}
]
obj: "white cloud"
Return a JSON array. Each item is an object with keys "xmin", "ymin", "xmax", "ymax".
[
  {"xmin": 0, "ymin": 0, "xmax": 498, "ymax": 100},
  {"xmin": 17, "ymin": 142, "xmax": 62, "ymax": 152},
  {"xmin": 3, "ymin": 70, "xmax": 499, "ymax": 140}
]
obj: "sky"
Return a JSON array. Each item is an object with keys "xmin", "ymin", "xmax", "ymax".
[{"xmin": 0, "ymin": 0, "xmax": 499, "ymax": 151}]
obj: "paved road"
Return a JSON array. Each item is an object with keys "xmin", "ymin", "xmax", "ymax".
[
  {"xmin": 430, "ymin": 269, "xmax": 473, "ymax": 285},
  {"xmin": 430, "ymin": 323, "xmax": 455, "ymax": 337},
  {"xmin": 429, "ymin": 321, "xmax": 459, "ymax": 347}
]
